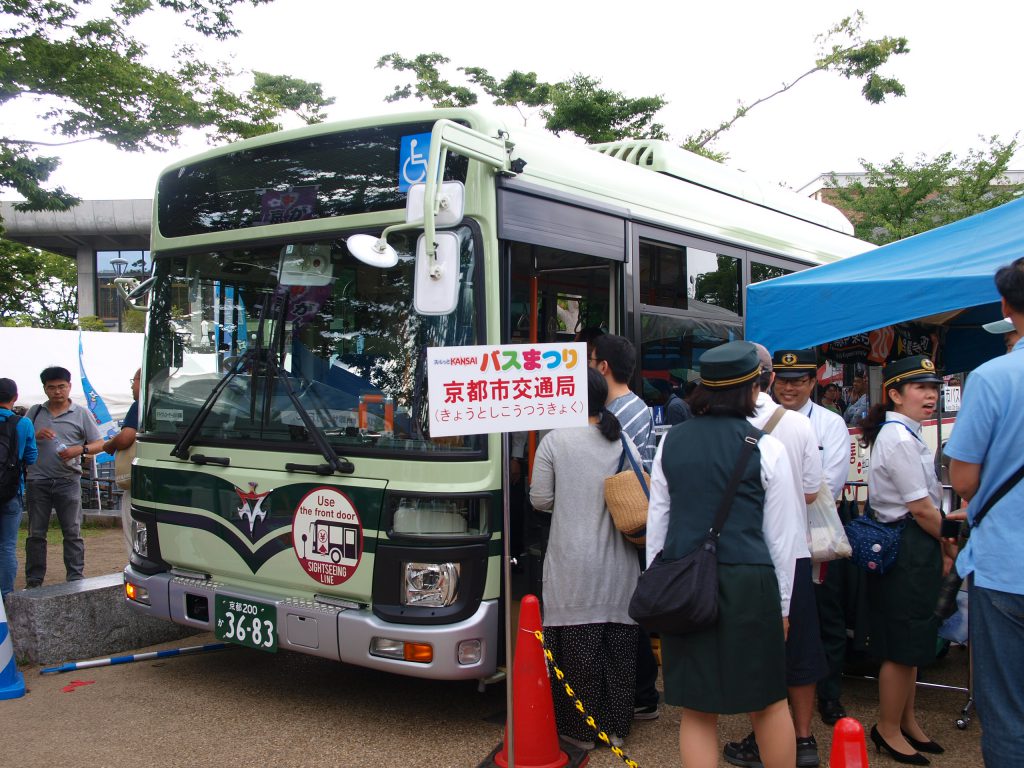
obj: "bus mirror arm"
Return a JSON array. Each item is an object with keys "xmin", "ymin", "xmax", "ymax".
[
  {"xmin": 348, "ymin": 121, "xmax": 510, "ymax": 273},
  {"xmin": 115, "ymin": 275, "xmax": 155, "ymax": 311}
]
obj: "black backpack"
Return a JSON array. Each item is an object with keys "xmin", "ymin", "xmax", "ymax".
[{"xmin": 0, "ymin": 413, "xmax": 23, "ymax": 503}]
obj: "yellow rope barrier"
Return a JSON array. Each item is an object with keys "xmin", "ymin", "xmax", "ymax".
[{"xmin": 532, "ymin": 629, "xmax": 641, "ymax": 768}]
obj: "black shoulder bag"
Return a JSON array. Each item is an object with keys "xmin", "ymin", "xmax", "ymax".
[
  {"xmin": 935, "ymin": 459, "xmax": 1024, "ymax": 619},
  {"xmin": 628, "ymin": 426, "xmax": 760, "ymax": 635}
]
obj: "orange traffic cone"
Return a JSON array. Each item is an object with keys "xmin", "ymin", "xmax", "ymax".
[
  {"xmin": 493, "ymin": 594, "xmax": 570, "ymax": 768},
  {"xmin": 830, "ymin": 717, "xmax": 869, "ymax": 768}
]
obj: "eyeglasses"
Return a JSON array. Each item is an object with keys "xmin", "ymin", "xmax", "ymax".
[
  {"xmin": 44, "ymin": 383, "xmax": 69, "ymax": 391},
  {"xmin": 774, "ymin": 377, "xmax": 815, "ymax": 387}
]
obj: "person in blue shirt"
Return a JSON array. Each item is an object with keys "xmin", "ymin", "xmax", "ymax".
[
  {"xmin": 0, "ymin": 378, "xmax": 38, "ymax": 598},
  {"xmin": 103, "ymin": 368, "xmax": 140, "ymax": 552},
  {"xmin": 947, "ymin": 257, "xmax": 1024, "ymax": 768}
]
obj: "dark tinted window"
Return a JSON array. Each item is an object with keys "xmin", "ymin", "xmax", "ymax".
[
  {"xmin": 157, "ymin": 123, "xmax": 468, "ymax": 238},
  {"xmin": 639, "ymin": 240, "xmax": 741, "ymax": 316},
  {"xmin": 751, "ymin": 262, "xmax": 794, "ymax": 283}
]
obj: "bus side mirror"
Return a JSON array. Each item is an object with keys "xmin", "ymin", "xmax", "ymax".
[
  {"xmin": 414, "ymin": 232, "xmax": 460, "ymax": 316},
  {"xmin": 405, "ymin": 181, "xmax": 465, "ymax": 226}
]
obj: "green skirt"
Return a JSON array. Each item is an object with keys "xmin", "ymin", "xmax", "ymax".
[
  {"xmin": 866, "ymin": 518, "xmax": 942, "ymax": 666},
  {"xmin": 661, "ymin": 563, "xmax": 787, "ymax": 714}
]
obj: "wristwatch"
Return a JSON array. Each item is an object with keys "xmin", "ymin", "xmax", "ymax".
[{"xmin": 81, "ymin": 442, "xmax": 89, "ymax": 456}]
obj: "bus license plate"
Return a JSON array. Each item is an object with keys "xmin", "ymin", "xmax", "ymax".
[{"xmin": 214, "ymin": 596, "xmax": 278, "ymax": 652}]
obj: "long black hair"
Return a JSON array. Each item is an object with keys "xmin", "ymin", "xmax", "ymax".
[
  {"xmin": 587, "ymin": 366, "xmax": 621, "ymax": 442},
  {"xmin": 858, "ymin": 401, "xmax": 892, "ymax": 449}
]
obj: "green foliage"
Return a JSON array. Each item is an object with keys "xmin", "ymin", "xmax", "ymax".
[
  {"xmin": 376, "ymin": 53, "xmax": 665, "ymax": 142},
  {"xmin": 377, "ymin": 12, "xmax": 906, "ymax": 160},
  {"xmin": 684, "ymin": 11, "xmax": 908, "ymax": 158},
  {"xmin": 0, "ymin": 236, "xmax": 79, "ymax": 327},
  {"xmin": 123, "ymin": 307, "xmax": 147, "ymax": 333},
  {"xmin": 78, "ymin": 315, "xmax": 109, "ymax": 332},
  {"xmin": 1, "ymin": 0, "xmax": 334, "ymax": 212},
  {"xmin": 827, "ymin": 136, "xmax": 1022, "ymax": 245},
  {"xmin": 544, "ymin": 75, "xmax": 667, "ymax": 144},
  {"xmin": 377, "ymin": 53, "xmax": 478, "ymax": 108}
]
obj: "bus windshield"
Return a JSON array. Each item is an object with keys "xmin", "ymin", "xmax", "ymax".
[{"xmin": 143, "ymin": 225, "xmax": 482, "ymax": 457}]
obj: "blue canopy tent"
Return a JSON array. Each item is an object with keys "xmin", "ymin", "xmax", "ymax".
[{"xmin": 745, "ymin": 196, "xmax": 1024, "ymax": 372}]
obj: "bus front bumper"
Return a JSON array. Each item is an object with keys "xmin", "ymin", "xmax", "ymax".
[{"xmin": 123, "ymin": 566, "xmax": 499, "ymax": 680}]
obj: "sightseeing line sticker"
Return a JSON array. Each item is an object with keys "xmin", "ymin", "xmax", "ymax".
[{"xmin": 291, "ymin": 487, "xmax": 363, "ymax": 586}]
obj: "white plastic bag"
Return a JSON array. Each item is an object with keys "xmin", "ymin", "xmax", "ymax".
[{"xmin": 807, "ymin": 482, "xmax": 852, "ymax": 562}]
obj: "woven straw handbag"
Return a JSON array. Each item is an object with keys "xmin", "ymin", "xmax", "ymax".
[{"xmin": 604, "ymin": 435, "xmax": 650, "ymax": 546}]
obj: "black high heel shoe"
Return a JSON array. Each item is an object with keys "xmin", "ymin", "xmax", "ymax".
[
  {"xmin": 870, "ymin": 725, "xmax": 930, "ymax": 765},
  {"xmin": 901, "ymin": 729, "xmax": 945, "ymax": 754}
]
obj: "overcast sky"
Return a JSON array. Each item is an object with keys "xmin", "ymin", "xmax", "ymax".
[{"xmin": 4, "ymin": 0, "xmax": 1021, "ymax": 201}]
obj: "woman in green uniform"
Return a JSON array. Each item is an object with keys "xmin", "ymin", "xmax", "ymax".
[
  {"xmin": 645, "ymin": 341, "xmax": 803, "ymax": 768},
  {"xmin": 859, "ymin": 356, "xmax": 951, "ymax": 765}
]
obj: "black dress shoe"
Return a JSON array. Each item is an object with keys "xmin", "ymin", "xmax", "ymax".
[
  {"xmin": 870, "ymin": 725, "xmax": 929, "ymax": 765},
  {"xmin": 818, "ymin": 698, "xmax": 847, "ymax": 725},
  {"xmin": 901, "ymin": 729, "xmax": 945, "ymax": 754}
]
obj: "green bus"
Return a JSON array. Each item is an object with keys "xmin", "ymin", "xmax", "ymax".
[{"xmin": 123, "ymin": 108, "xmax": 868, "ymax": 681}]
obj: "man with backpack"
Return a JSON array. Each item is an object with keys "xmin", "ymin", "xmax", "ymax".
[{"xmin": 1, "ymin": 378, "xmax": 38, "ymax": 599}]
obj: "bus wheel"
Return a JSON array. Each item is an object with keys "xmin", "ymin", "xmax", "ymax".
[{"xmin": 330, "ymin": 548, "xmax": 342, "ymax": 564}]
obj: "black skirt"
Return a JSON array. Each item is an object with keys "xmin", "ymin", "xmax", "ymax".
[
  {"xmin": 866, "ymin": 518, "xmax": 942, "ymax": 666},
  {"xmin": 661, "ymin": 563, "xmax": 787, "ymax": 714}
]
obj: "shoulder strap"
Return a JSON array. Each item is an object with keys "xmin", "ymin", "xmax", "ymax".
[
  {"xmin": 971, "ymin": 461, "xmax": 1024, "ymax": 528},
  {"xmin": 28, "ymin": 405, "xmax": 42, "ymax": 423},
  {"xmin": 619, "ymin": 433, "xmax": 649, "ymax": 499},
  {"xmin": 616, "ymin": 433, "xmax": 628, "ymax": 473},
  {"xmin": 763, "ymin": 405, "xmax": 786, "ymax": 434},
  {"xmin": 709, "ymin": 425, "xmax": 760, "ymax": 538}
]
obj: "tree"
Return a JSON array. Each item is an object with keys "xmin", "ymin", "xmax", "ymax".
[
  {"xmin": 376, "ymin": 11, "xmax": 906, "ymax": 157},
  {"xmin": 1, "ymin": 0, "xmax": 335, "ymax": 213},
  {"xmin": 683, "ymin": 12, "xmax": 908, "ymax": 158},
  {"xmin": 827, "ymin": 136, "xmax": 1022, "ymax": 245},
  {"xmin": 376, "ymin": 53, "xmax": 667, "ymax": 144},
  {"xmin": 0, "ymin": 238, "xmax": 78, "ymax": 327}
]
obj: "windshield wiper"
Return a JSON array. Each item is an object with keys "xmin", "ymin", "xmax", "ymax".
[
  {"xmin": 170, "ymin": 345, "xmax": 260, "ymax": 460},
  {"xmin": 171, "ymin": 290, "xmax": 354, "ymax": 473},
  {"xmin": 259, "ymin": 333, "xmax": 355, "ymax": 475}
]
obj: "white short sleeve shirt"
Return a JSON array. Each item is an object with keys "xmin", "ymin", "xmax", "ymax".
[{"xmin": 867, "ymin": 411, "xmax": 941, "ymax": 523}]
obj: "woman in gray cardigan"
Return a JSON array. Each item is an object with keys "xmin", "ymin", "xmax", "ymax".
[{"xmin": 530, "ymin": 366, "xmax": 642, "ymax": 751}]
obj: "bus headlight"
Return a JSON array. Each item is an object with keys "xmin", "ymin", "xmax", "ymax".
[
  {"xmin": 401, "ymin": 562, "xmax": 460, "ymax": 607},
  {"xmin": 131, "ymin": 520, "xmax": 149, "ymax": 558}
]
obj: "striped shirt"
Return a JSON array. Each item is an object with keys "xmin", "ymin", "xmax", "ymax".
[{"xmin": 608, "ymin": 392, "xmax": 654, "ymax": 472}]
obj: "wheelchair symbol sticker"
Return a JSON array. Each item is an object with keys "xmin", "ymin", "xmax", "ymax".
[{"xmin": 399, "ymin": 132, "xmax": 431, "ymax": 192}]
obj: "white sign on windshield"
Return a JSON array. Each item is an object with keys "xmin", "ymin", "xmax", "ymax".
[{"xmin": 427, "ymin": 343, "xmax": 589, "ymax": 437}]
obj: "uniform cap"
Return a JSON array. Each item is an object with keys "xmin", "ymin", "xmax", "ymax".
[
  {"xmin": 700, "ymin": 341, "xmax": 761, "ymax": 390},
  {"xmin": 772, "ymin": 349, "xmax": 818, "ymax": 379},
  {"xmin": 882, "ymin": 355, "xmax": 943, "ymax": 390}
]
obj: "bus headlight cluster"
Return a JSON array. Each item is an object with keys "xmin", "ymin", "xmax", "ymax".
[
  {"xmin": 401, "ymin": 562, "xmax": 459, "ymax": 607},
  {"xmin": 131, "ymin": 520, "xmax": 149, "ymax": 558}
]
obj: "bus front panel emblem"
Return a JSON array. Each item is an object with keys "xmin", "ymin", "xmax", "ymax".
[{"xmin": 291, "ymin": 487, "xmax": 363, "ymax": 586}]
